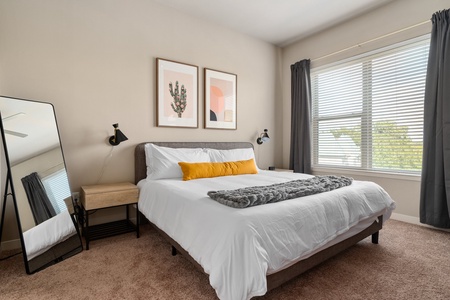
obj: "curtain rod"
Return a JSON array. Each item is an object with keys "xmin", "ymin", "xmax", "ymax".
[{"xmin": 312, "ymin": 20, "xmax": 430, "ymax": 62}]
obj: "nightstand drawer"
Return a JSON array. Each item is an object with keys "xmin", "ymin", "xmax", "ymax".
[{"xmin": 80, "ymin": 182, "xmax": 138, "ymax": 210}]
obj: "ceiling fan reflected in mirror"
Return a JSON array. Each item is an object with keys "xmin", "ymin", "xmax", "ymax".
[
  {"xmin": 4, "ymin": 129, "xmax": 28, "ymax": 138},
  {"xmin": 2, "ymin": 112, "xmax": 28, "ymax": 138}
]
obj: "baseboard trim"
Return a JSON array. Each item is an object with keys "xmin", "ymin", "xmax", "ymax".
[
  {"xmin": 390, "ymin": 213, "xmax": 420, "ymax": 224},
  {"xmin": 391, "ymin": 213, "xmax": 450, "ymax": 232},
  {"xmin": 1, "ymin": 239, "xmax": 21, "ymax": 251}
]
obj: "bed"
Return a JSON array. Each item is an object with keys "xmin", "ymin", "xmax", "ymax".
[
  {"xmin": 23, "ymin": 201, "xmax": 82, "ymax": 272},
  {"xmin": 23, "ymin": 209, "xmax": 77, "ymax": 261},
  {"xmin": 135, "ymin": 142, "xmax": 395, "ymax": 300}
]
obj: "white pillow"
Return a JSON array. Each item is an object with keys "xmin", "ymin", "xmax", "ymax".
[
  {"xmin": 145, "ymin": 143, "xmax": 210, "ymax": 180},
  {"xmin": 207, "ymin": 148, "xmax": 259, "ymax": 169}
]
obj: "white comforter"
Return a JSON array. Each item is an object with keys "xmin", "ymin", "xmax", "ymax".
[
  {"xmin": 23, "ymin": 209, "xmax": 77, "ymax": 260},
  {"xmin": 138, "ymin": 171, "xmax": 395, "ymax": 300}
]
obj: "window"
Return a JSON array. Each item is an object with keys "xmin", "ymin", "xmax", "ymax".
[
  {"xmin": 311, "ymin": 36, "xmax": 429, "ymax": 174},
  {"xmin": 41, "ymin": 168, "xmax": 71, "ymax": 214}
]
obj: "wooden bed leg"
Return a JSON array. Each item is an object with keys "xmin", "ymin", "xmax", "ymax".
[
  {"xmin": 172, "ymin": 246, "xmax": 177, "ymax": 256},
  {"xmin": 372, "ymin": 231, "xmax": 379, "ymax": 244}
]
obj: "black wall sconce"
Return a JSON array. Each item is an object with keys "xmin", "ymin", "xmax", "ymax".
[
  {"xmin": 109, "ymin": 123, "xmax": 128, "ymax": 146},
  {"xmin": 256, "ymin": 129, "xmax": 270, "ymax": 145}
]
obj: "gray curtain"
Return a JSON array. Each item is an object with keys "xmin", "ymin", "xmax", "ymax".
[
  {"xmin": 289, "ymin": 59, "xmax": 312, "ymax": 174},
  {"xmin": 21, "ymin": 172, "xmax": 56, "ymax": 225},
  {"xmin": 420, "ymin": 10, "xmax": 450, "ymax": 228}
]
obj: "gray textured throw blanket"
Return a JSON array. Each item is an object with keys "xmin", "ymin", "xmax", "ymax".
[{"xmin": 207, "ymin": 175, "xmax": 353, "ymax": 208}]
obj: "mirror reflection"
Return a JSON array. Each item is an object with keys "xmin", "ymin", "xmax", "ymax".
[{"xmin": 0, "ymin": 96, "xmax": 82, "ymax": 274}]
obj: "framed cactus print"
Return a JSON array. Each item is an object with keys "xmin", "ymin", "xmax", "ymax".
[
  {"xmin": 156, "ymin": 58, "xmax": 198, "ymax": 128},
  {"xmin": 204, "ymin": 68, "xmax": 237, "ymax": 130}
]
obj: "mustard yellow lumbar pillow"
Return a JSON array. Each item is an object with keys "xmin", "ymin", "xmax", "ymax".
[{"xmin": 178, "ymin": 159, "xmax": 258, "ymax": 181}]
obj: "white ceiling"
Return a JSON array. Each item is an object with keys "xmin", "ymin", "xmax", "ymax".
[
  {"xmin": 153, "ymin": 0, "xmax": 395, "ymax": 47},
  {"xmin": 0, "ymin": 97, "xmax": 60, "ymax": 166}
]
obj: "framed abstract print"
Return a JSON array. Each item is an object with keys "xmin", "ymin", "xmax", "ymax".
[
  {"xmin": 204, "ymin": 68, "xmax": 237, "ymax": 130},
  {"xmin": 156, "ymin": 58, "xmax": 198, "ymax": 128}
]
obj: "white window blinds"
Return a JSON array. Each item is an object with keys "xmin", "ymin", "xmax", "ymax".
[
  {"xmin": 311, "ymin": 36, "xmax": 429, "ymax": 174},
  {"xmin": 42, "ymin": 168, "xmax": 71, "ymax": 214}
]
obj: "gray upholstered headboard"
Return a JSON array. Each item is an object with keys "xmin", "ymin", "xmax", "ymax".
[{"xmin": 134, "ymin": 142, "xmax": 254, "ymax": 184}]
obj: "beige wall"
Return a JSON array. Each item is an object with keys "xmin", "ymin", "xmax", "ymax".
[
  {"xmin": 0, "ymin": 0, "xmax": 280, "ymax": 246},
  {"xmin": 281, "ymin": 0, "xmax": 450, "ymax": 220}
]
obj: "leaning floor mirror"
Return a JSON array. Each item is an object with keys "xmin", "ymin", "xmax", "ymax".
[{"xmin": 0, "ymin": 95, "xmax": 82, "ymax": 274}]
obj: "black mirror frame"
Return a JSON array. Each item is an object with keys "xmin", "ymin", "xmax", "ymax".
[{"xmin": 0, "ymin": 95, "xmax": 83, "ymax": 274}]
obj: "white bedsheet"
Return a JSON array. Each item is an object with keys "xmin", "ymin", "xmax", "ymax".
[
  {"xmin": 23, "ymin": 209, "xmax": 77, "ymax": 261},
  {"xmin": 138, "ymin": 171, "xmax": 395, "ymax": 300}
]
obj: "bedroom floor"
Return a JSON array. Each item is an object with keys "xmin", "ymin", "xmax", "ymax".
[{"xmin": 1, "ymin": 220, "xmax": 449, "ymax": 300}]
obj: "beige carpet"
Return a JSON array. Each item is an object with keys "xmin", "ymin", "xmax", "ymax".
[{"xmin": 1, "ymin": 220, "xmax": 449, "ymax": 300}]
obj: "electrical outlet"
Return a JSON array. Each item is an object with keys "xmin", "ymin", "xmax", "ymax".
[{"xmin": 72, "ymin": 192, "xmax": 80, "ymax": 204}]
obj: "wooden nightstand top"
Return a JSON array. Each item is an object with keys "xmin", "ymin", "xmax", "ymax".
[
  {"xmin": 80, "ymin": 182, "xmax": 139, "ymax": 210},
  {"xmin": 271, "ymin": 168, "xmax": 294, "ymax": 173}
]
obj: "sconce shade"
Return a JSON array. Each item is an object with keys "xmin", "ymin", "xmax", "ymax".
[
  {"xmin": 109, "ymin": 123, "xmax": 128, "ymax": 146},
  {"xmin": 256, "ymin": 129, "xmax": 270, "ymax": 145}
]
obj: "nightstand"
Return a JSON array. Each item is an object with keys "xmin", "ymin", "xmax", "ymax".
[
  {"xmin": 80, "ymin": 182, "xmax": 139, "ymax": 250},
  {"xmin": 270, "ymin": 168, "xmax": 294, "ymax": 173}
]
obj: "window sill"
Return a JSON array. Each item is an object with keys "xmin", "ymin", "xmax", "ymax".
[{"xmin": 312, "ymin": 166, "xmax": 421, "ymax": 182}]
